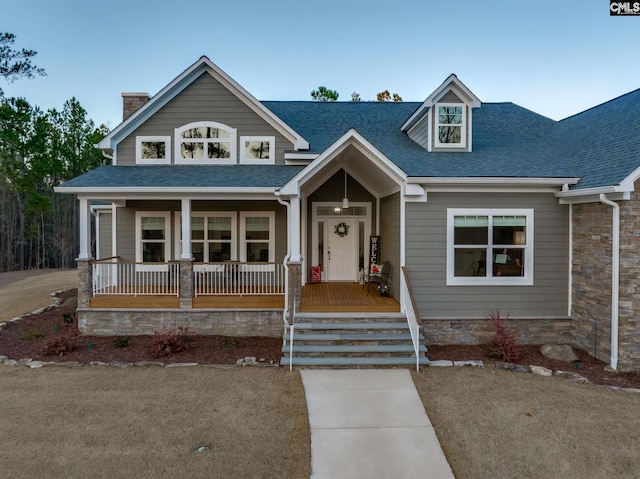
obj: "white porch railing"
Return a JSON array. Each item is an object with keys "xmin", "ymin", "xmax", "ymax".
[
  {"xmin": 194, "ymin": 262, "xmax": 285, "ymax": 296},
  {"xmin": 401, "ymin": 266, "xmax": 422, "ymax": 371},
  {"xmin": 92, "ymin": 259, "xmax": 180, "ymax": 296}
]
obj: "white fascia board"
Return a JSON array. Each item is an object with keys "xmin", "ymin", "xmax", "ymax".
[
  {"xmin": 408, "ymin": 177, "xmax": 580, "ymax": 186},
  {"xmin": 401, "ymin": 74, "xmax": 481, "ymax": 132},
  {"xmin": 284, "ymin": 152, "xmax": 319, "ymax": 160},
  {"xmin": 55, "ymin": 186, "xmax": 276, "ymax": 195},
  {"xmin": 618, "ymin": 163, "xmax": 640, "ymax": 191},
  {"xmin": 279, "ymin": 129, "xmax": 407, "ymax": 196},
  {"xmin": 98, "ymin": 56, "xmax": 309, "ymax": 151}
]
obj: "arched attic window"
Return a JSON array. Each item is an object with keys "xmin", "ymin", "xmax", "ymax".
[{"xmin": 174, "ymin": 121, "xmax": 237, "ymax": 165}]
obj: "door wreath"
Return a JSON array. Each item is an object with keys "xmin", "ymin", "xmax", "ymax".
[{"xmin": 334, "ymin": 221, "xmax": 350, "ymax": 237}]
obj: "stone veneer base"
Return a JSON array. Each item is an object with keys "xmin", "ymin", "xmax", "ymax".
[
  {"xmin": 422, "ymin": 317, "xmax": 572, "ymax": 345},
  {"xmin": 78, "ymin": 309, "xmax": 284, "ymax": 337}
]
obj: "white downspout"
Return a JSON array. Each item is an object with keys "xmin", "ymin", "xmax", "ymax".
[
  {"xmin": 599, "ymin": 194, "xmax": 619, "ymax": 370},
  {"xmin": 275, "ymin": 191, "xmax": 291, "ymax": 326}
]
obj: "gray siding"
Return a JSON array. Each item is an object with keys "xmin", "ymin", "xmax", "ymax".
[
  {"xmin": 379, "ymin": 193, "xmax": 401, "ymax": 297},
  {"xmin": 97, "ymin": 212, "xmax": 112, "ymax": 259},
  {"xmin": 115, "ymin": 200, "xmax": 287, "ymax": 263},
  {"xmin": 117, "ymin": 73, "xmax": 294, "ymax": 165},
  {"xmin": 406, "ymin": 192, "xmax": 570, "ymax": 318}
]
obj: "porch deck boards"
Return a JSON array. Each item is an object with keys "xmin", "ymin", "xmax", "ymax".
[
  {"xmin": 90, "ymin": 295, "xmax": 180, "ymax": 309},
  {"xmin": 90, "ymin": 294, "xmax": 284, "ymax": 309},
  {"xmin": 299, "ymin": 282, "xmax": 400, "ymax": 313}
]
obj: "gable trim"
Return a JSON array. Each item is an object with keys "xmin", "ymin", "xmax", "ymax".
[
  {"xmin": 97, "ymin": 56, "xmax": 309, "ymax": 153},
  {"xmin": 278, "ymin": 129, "xmax": 407, "ymax": 197}
]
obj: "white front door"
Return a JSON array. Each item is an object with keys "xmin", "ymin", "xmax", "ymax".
[{"xmin": 326, "ymin": 217, "xmax": 358, "ymax": 281}]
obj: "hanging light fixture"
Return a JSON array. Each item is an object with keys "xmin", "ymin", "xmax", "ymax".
[{"xmin": 342, "ymin": 169, "xmax": 349, "ymax": 209}]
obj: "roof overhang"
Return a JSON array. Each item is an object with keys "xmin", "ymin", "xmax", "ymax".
[
  {"xmin": 97, "ymin": 56, "xmax": 309, "ymax": 153},
  {"xmin": 409, "ymin": 177, "xmax": 580, "ymax": 193}
]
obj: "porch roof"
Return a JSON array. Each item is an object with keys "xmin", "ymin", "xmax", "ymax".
[{"xmin": 57, "ymin": 164, "xmax": 305, "ymax": 190}]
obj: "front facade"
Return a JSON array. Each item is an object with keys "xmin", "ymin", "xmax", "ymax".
[{"xmin": 57, "ymin": 57, "xmax": 640, "ymax": 370}]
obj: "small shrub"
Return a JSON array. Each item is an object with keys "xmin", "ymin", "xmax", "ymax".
[
  {"xmin": 488, "ymin": 311, "xmax": 523, "ymax": 362},
  {"xmin": 149, "ymin": 327, "xmax": 189, "ymax": 358},
  {"xmin": 42, "ymin": 331, "xmax": 79, "ymax": 356},
  {"xmin": 21, "ymin": 330, "xmax": 45, "ymax": 340},
  {"xmin": 113, "ymin": 336, "xmax": 130, "ymax": 348},
  {"xmin": 62, "ymin": 312, "xmax": 76, "ymax": 324}
]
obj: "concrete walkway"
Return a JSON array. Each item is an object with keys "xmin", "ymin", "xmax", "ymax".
[{"xmin": 301, "ymin": 369, "xmax": 455, "ymax": 479}]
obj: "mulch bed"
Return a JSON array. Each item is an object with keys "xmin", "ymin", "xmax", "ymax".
[
  {"xmin": 0, "ymin": 290, "xmax": 282, "ymax": 366},
  {"xmin": 2, "ymin": 289, "xmax": 640, "ymax": 389}
]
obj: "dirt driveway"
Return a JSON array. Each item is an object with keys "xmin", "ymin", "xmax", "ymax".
[{"xmin": 0, "ymin": 269, "xmax": 78, "ymax": 323}]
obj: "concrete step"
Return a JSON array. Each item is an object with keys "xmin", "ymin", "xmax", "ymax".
[
  {"xmin": 280, "ymin": 356, "xmax": 431, "ymax": 368},
  {"xmin": 294, "ymin": 322, "xmax": 412, "ymax": 330},
  {"xmin": 285, "ymin": 332, "xmax": 423, "ymax": 343},
  {"xmin": 282, "ymin": 343, "xmax": 427, "ymax": 357}
]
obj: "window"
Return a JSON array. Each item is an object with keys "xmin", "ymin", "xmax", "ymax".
[
  {"xmin": 239, "ymin": 136, "xmax": 275, "ymax": 164},
  {"xmin": 436, "ymin": 104, "xmax": 466, "ymax": 147},
  {"xmin": 135, "ymin": 212, "xmax": 171, "ymax": 270},
  {"xmin": 174, "ymin": 121, "xmax": 236, "ymax": 165},
  {"xmin": 446, "ymin": 209, "xmax": 533, "ymax": 285},
  {"xmin": 240, "ymin": 212, "xmax": 275, "ymax": 263},
  {"xmin": 175, "ymin": 212, "xmax": 237, "ymax": 263},
  {"xmin": 136, "ymin": 136, "xmax": 171, "ymax": 164}
]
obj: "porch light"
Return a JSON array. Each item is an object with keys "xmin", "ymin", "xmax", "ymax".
[{"xmin": 342, "ymin": 169, "xmax": 349, "ymax": 208}]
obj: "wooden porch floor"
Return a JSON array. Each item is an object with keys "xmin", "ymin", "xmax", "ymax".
[
  {"xmin": 299, "ymin": 282, "xmax": 400, "ymax": 313},
  {"xmin": 89, "ymin": 282, "xmax": 399, "ymax": 312}
]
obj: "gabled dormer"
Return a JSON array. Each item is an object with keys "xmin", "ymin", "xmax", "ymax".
[{"xmin": 401, "ymin": 74, "xmax": 481, "ymax": 152}]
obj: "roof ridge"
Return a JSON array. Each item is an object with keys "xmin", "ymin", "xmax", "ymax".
[{"xmin": 559, "ymin": 87, "xmax": 640, "ymax": 123}]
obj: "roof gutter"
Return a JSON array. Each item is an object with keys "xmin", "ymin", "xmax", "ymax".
[
  {"xmin": 408, "ymin": 177, "xmax": 580, "ymax": 186},
  {"xmin": 599, "ymin": 193, "xmax": 619, "ymax": 370}
]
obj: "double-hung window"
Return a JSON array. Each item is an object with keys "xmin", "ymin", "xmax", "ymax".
[
  {"xmin": 435, "ymin": 104, "xmax": 466, "ymax": 148},
  {"xmin": 175, "ymin": 121, "xmax": 236, "ymax": 165},
  {"xmin": 175, "ymin": 212, "xmax": 237, "ymax": 266},
  {"xmin": 447, "ymin": 209, "xmax": 533, "ymax": 285},
  {"xmin": 240, "ymin": 212, "xmax": 275, "ymax": 263},
  {"xmin": 135, "ymin": 212, "xmax": 171, "ymax": 271}
]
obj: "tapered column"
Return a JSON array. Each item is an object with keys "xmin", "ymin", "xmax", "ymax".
[{"xmin": 78, "ymin": 197, "xmax": 92, "ymax": 260}]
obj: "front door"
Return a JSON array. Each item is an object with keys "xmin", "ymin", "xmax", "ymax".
[{"xmin": 326, "ymin": 217, "xmax": 358, "ymax": 281}]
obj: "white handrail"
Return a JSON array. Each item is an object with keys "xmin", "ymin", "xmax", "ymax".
[{"xmin": 401, "ymin": 266, "xmax": 422, "ymax": 371}]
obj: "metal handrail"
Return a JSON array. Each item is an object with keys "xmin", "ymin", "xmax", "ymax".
[{"xmin": 401, "ymin": 266, "xmax": 422, "ymax": 371}]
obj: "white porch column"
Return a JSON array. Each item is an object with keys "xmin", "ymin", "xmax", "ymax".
[
  {"xmin": 181, "ymin": 198, "xmax": 192, "ymax": 260},
  {"xmin": 290, "ymin": 196, "xmax": 302, "ymax": 262},
  {"xmin": 78, "ymin": 197, "xmax": 92, "ymax": 260}
]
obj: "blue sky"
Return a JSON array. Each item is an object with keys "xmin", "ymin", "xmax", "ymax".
[{"xmin": 3, "ymin": 0, "xmax": 639, "ymax": 127}]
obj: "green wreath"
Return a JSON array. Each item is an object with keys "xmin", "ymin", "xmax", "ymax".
[{"xmin": 334, "ymin": 221, "xmax": 350, "ymax": 237}]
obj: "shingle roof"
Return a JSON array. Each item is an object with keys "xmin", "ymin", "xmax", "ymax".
[
  {"xmin": 550, "ymin": 88, "xmax": 640, "ymax": 190},
  {"xmin": 60, "ymin": 165, "xmax": 304, "ymax": 189},
  {"xmin": 264, "ymin": 101, "xmax": 573, "ymax": 179}
]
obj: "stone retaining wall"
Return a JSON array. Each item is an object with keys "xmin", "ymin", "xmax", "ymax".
[
  {"xmin": 422, "ymin": 317, "xmax": 572, "ymax": 345},
  {"xmin": 78, "ymin": 309, "xmax": 283, "ymax": 337}
]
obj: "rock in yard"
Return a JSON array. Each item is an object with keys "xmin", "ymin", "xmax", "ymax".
[
  {"xmin": 454, "ymin": 360, "xmax": 484, "ymax": 367},
  {"xmin": 529, "ymin": 365, "xmax": 552, "ymax": 377},
  {"xmin": 555, "ymin": 370, "xmax": 590, "ymax": 383},
  {"xmin": 495, "ymin": 361, "xmax": 529, "ymax": 373},
  {"xmin": 428, "ymin": 360, "xmax": 454, "ymax": 367},
  {"xmin": 540, "ymin": 344, "xmax": 579, "ymax": 362}
]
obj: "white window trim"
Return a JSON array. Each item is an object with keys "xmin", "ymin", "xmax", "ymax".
[
  {"xmin": 174, "ymin": 212, "xmax": 237, "ymax": 268},
  {"xmin": 135, "ymin": 211, "xmax": 171, "ymax": 271},
  {"xmin": 435, "ymin": 103, "xmax": 466, "ymax": 148},
  {"xmin": 239, "ymin": 212, "xmax": 275, "ymax": 269},
  {"xmin": 136, "ymin": 136, "xmax": 171, "ymax": 164},
  {"xmin": 239, "ymin": 136, "xmax": 275, "ymax": 165},
  {"xmin": 446, "ymin": 208, "xmax": 534, "ymax": 286},
  {"xmin": 174, "ymin": 121, "xmax": 237, "ymax": 165}
]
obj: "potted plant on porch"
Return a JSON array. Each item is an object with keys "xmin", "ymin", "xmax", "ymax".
[{"xmin": 377, "ymin": 283, "xmax": 390, "ymax": 297}]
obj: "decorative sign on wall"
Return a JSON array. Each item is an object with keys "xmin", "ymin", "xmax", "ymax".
[{"xmin": 369, "ymin": 236, "xmax": 380, "ymax": 266}]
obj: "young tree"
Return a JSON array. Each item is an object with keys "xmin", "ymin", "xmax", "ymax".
[
  {"xmin": 351, "ymin": 92, "xmax": 361, "ymax": 102},
  {"xmin": 376, "ymin": 90, "xmax": 403, "ymax": 102},
  {"xmin": 0, "ymin": 33, "xmax": 46, "ymax": 97},
  {"xmin": 311, "ymin": 86, "xmax": 339, "ymax": 102}
]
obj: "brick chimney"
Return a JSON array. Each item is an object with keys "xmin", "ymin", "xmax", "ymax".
[{"xmin": 122, "ymin": 92, "xmax": 151, "ymax": 121}]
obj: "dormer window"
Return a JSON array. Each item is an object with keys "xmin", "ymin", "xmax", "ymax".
[
  {"xmin": 435, "ymin": 104, "xmax": 466, "ymax": 148},
  {"xmin": 175, "ymin": 121, "xmax": 236, "ymax": 165}
]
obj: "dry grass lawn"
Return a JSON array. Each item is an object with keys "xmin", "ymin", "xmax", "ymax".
[
  {"xmin": 413, "ymin": 367, "xmax": 640, "ymax": 479},
  {"xmin": 0, "ymin": 366, "xmax": 310, "ymax": 479}
]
